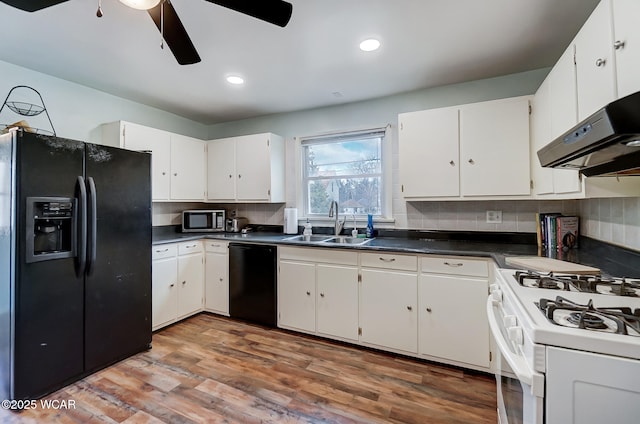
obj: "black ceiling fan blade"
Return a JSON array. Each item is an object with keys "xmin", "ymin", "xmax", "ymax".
[
  {"xmin": 148, "ymin": 2, "xmax": 201, "ymax": 65},
  {"xmin": 0, "ymin": 0, "xmax": 68, "ymax": 12},
  {"xmin": 206, "ymin": 0, "xmax": 293, "ymax": 27}
]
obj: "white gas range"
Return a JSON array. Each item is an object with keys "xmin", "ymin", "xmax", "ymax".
[{"xmin": 487, "ymin": 268, "xmax": 640, "ymax": 424}]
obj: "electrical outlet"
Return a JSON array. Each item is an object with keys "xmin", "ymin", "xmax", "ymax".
[{"xmin": 486, "ymin": 210, "xmax": 502, "ymax": 223}]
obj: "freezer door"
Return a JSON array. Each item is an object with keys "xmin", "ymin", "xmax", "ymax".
[
  {"xmin": 13, "ymin": 132, "xmax": 85, "ymax": 399},
  {"xmin": 84, "ymin": 143, "xmax": 152, "ymax": 372}
]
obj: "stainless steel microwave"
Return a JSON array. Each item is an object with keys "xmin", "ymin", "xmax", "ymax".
[{"xmin": 181, "ymin": 210, "xmax": 225, "ymax": 232}]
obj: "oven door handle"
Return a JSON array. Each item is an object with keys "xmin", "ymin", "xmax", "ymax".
[{"xmin": 487, "ymin": 295, "xmax": 544, "ymax": 397}]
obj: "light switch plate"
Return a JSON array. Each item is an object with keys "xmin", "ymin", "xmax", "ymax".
[{"xmin": 486, "ymin": 210, "xmax": 502, "ymax": 223}]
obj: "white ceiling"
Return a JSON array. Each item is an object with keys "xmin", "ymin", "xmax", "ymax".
[{"xmin": 0, "ymin": 0, "xmax": 600, "ymax": 125}]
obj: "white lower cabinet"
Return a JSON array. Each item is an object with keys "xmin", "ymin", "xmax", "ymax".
[
  {"xmin": 277, "ymin": 247, "xmax": 359, "ymax": 342},
  {"xmin": 317, "ymin": 264, "xmax": 359, "ymax": 341},
  {"xmin": 360, "ymin": 268, "xmax": 418, "ymax": 353},
  {"xmin": 204, "ymin": 240, "xmax": 229, "ymax": 316},
  {"xmin": 418, "ymin": 256, "xmax": 491, "ymax": 369},
  {"xmin": 152, "ymin": 241, "xmax": 204, "ymax": 330},
  {"xmin": 277, "ymin": 247, "xmax": 493, "ymax": 372}
]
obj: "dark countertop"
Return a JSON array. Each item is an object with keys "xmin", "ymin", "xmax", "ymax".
[{"xmin": 152, "ymin": 226, "xmax": 640, "ymax": 278}]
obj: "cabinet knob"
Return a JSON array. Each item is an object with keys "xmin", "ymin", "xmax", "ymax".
[
  {"xmin": 614, "ymin": 40, "xmax": 626, "ymax": 50},
  {"xmin": 595, "ymin": 58, "xmax": 606, "ymax": 67},
  {"xmin": 426, "ymin": 307, "xmax": 432, "ymax": 313},
  {"xmin": 306, "ymin": 291, "xmax": 311, "ymax": 296},
  {"xmin": 162, "ymin": 172, "xmax": 166, "ymax": 176},
  {"xmin": 170, "ymin": 283, "xmax": 175, "ymax": 287},
  {"xmin": 468, "ymin": 158, "xmax": 475, "ymax": 165},
  {"xmin": 173, "ymin": 173, "xmax": 178, "ymax": 176},
  {"xmin": 229, "ymin": 174, "xmax": 233, "ymax": 178},
  {"xmin": 449, "ymin": 160, "xmax": 455, "ymax": 166},
  {"xmin": 320, "ymin": 293, "xmax": 325, "ymax": 298},
  {"xmin": 219, "ymin": 278, "xmax": 223, "ymax": 282},
  {"xmin": 182, "ymin": 281, "xmax": 186, "ymax": 285},
  {"xmin": 407, "ymin": 306, "xmax": 413, "ymax": 311},
  {"xmin": 238, "ymin": 174, "xmax": 242, "ymax": 179}
]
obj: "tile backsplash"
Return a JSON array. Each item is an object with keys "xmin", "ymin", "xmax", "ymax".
[{"xmin": 153, "ymin": 197, "xmax": 640, "ymax": 252}]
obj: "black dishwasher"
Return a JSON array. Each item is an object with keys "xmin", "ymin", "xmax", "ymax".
[{"xmin": 228, "ymin": 243, "xmax": 277, "ymax": 327}]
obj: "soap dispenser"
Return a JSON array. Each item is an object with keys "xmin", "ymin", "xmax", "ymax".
[
  {"xmin": 303, "ymin": 219, "xmax": 313, "ymax": 236},
  {"xmin": 366, "ymin": 214, "xmax": 374, "ymax": 238}
]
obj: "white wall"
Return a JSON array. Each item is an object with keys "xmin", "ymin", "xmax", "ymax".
[{"xmin": 0, "ymin": 60, "xmax": 208, "ymax": 142}]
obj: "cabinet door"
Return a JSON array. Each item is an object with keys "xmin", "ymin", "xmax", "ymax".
[
  {"xmin": 205, "ymin": 251, "xmax": 229, "ymax": 315},
  {"xmin": 278, "ymin": 260, "xmax": 316, "ymax": 332},
  {"xmin": 419, "ymin": 274, "xmax": 490, "ymax": 368},
  {"xmin": 170, "ymin": 135, "xmax": 206, "ymax": 201},
  {"xmin": 399, "ymin": 108, "xmax": 460, "ymax": 197},
  {"xmin": 459, "ymin": 97, "xmax": 531, "ymax": 196},
  {"xmin": 613, "ymin": 0, "xmax": 640, "ymax": 99},
  {"xmin": 235, "ymin": 134, "xmax": 272, "ymax": 201},
  {"xmin": 177, "ymin": 253, "xmax": 204, "ymax": 318},
  {"xmin": 317, "ymin": 264, "xmax": 359, "ymax": 341},
  {"xmin": 207, "ymin": 137, "xmax": 236, "ymax": 201},
  {"xmin": 360, "ymin": 269, "xmax": 417, "ymax": 353},
  {"xmin": 575, "ymin": 0, "xmax": 616, "ymax": 120},
  {"xmin": 548, "ymin": 45, "xmax": 583, "ymax": 195},
  {"xmin": 152, "ymin": 256, "xmax": 178, "ymax": 329},
  {"xmin": 530, "ymin": 76, "xmax": 554, "ymax": 195},
  {"xmin": 123, "ymin": 123, "xmax": 171, "ymax": 201}
]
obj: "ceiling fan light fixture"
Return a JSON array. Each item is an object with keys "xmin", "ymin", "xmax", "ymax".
[
  {"xmin": 118, "ymin": 0, "xmax": 161, "ymax": 10},
  {"xmin": 359, "ymin": 38, "xmax": 381, "ymax": 52}
]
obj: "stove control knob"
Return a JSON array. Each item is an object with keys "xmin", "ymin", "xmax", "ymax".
[
  {"xmin": 491, "ymin": 288, "xmax": 503, "ymax": 304},
  {"xmin": 504, "ymin": 315, "xmax": 517, "ymax": 327},
  {"xmin": 508, "ymin": 326, "xmax": 524, "ymax": 346}
]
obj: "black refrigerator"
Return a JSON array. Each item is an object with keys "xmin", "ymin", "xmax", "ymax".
[{"xmin": 0, "ymin": 129, "xmax": 152, "ymax": 400}]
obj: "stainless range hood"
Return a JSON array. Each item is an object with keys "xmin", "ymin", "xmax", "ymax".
[{"xmin": 537, "ymin": 91, "xmax": 640, "ymax": 177}]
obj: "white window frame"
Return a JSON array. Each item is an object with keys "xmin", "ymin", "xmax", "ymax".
[{"xmin": 295, "ymin": 125, "xmax": 393, "ymax": 223}]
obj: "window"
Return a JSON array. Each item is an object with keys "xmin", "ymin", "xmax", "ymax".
[{"xmin": 301, "ymin": 128, "xmax": 387, "ymax": 218}]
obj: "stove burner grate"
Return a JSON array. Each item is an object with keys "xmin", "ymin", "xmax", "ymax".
[
  {"xmin": 515, "ymin": 271, "xmax": 640, "ymax": 297},
  {"xmin": 538, "ymin": 296, "xmax": 640, "ymax": 336}
]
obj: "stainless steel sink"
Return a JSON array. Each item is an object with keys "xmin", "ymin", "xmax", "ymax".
[
  {"xmin": 324, "ymin": 236, "xmax": 373, "ymax": 245},
  {"xmin": 284, "ymin": 235, "xmax": 334, "ymax": 242}
]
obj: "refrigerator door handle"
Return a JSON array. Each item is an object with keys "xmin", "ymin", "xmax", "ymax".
[
  {"xmin": 86, "ymin": 176, "xmax": 97, "ymax": 276},
  {"xmin": 76, "ymin": 176, "xmax": 87, "ymax": 277}
]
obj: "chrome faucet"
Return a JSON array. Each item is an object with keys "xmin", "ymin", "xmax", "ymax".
[{"xmin": 328, "ymin": 200, "xmax": 345, "ymax": 236}]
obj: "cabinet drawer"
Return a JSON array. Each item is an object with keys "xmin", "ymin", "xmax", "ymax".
[
  {"xmin": 360, "ymin": 252, "xmax": 417, "ymax": 271},
  {"xmin": 152, "ymin": 243, "xmax": 177, "ymax": 260},
  {"xmin": 279, "ymin": 247, "xmax": 358, "ymax": 266},
  {"xmin": 421, "ymin": 256, "xmax": 488, "ymax": 277},
  {"xmin": 178, "ymin": 240, "xmax": 203, "ymax": 255},
  {"xmin": 205, "ymin": 240, "xmax": 228, "ymax": 253}
]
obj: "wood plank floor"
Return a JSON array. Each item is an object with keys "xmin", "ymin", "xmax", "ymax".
[{"xmin": 1, "ymin": 314, "xmax": 497, "ymax": 423}]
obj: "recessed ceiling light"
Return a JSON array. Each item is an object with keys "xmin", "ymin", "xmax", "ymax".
[
  {"xmin": 226, "ymin": 76, "xmax": 244, "ymax": 85},
  {"xmin": 359, "ymin": 38, "xmax": 381, "ymax": 52}
]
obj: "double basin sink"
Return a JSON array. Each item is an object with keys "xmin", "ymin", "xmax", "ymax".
[{"xmin": 284, "ymin": 234, "xmax": 373, "ymax": 245}]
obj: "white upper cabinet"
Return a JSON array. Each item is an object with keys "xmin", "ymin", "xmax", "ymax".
[
  {"xmin": 612, "ymin": 0, "xmax": 640, "ymax": 99},
  {"xmin": 399, "ymin": 107, "xmax": 460, "ymax": 198},
  {"xmin": 207, "ymin": 133, "xmax": 285, "ymax": 203},
  {"xmin": 398, "ymin": 96, "xmax": 531, "ymax": 200},
  {"xmin": 101, "ymin": 121, "xmax": 205, "ymax": 201},
  {"xmin": 530, "ymin": 45, "xmax": 583, "ymax": 197},
  {"xmin": 459, "ymin": 97, "xmax": 531, "ymax": 197},
  {"xmin": 574, "ymin": 0, "xmax": 617, "ymax": 121},
  {"xmin": 170, "ymin": 134, "xmax": 206, "ymax": 201}
]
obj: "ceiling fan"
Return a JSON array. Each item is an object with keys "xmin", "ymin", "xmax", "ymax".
[{"xmin": 0, "ymin": 0, "xmax": 293, "ymax": 65}]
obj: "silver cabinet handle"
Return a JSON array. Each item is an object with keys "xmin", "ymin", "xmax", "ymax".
[
  {"xmin": 185, "ymin": 244, "xmax": 197, "ymax": 249},
  {"xmin": 595, "ymin": 58, "xmax": 606, "ymax": 67},
  {"xmin": 426, "ymin": 307, "xmax": 432, "ymax": 313},
  {"xmin": 209, "ymin": 243, "xmax": 221, "ymax": 248},
  {"xmin": 614, "ymin": 40, "xmax": 626, "ymax": 50},
  {"xmin": 444, "ymin": 262, "xmax": 463, "ymax": 267},
  {"xmin": 155, "ymin": 248, "xmax": 169, "ymax": 253},
  {"xmin": 407, "ymin": 306, "xmax": 413, "ymax": 311},
  {"xmin": 379, "ymin": 257, "xmax": 396, "ymax": 262}
]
